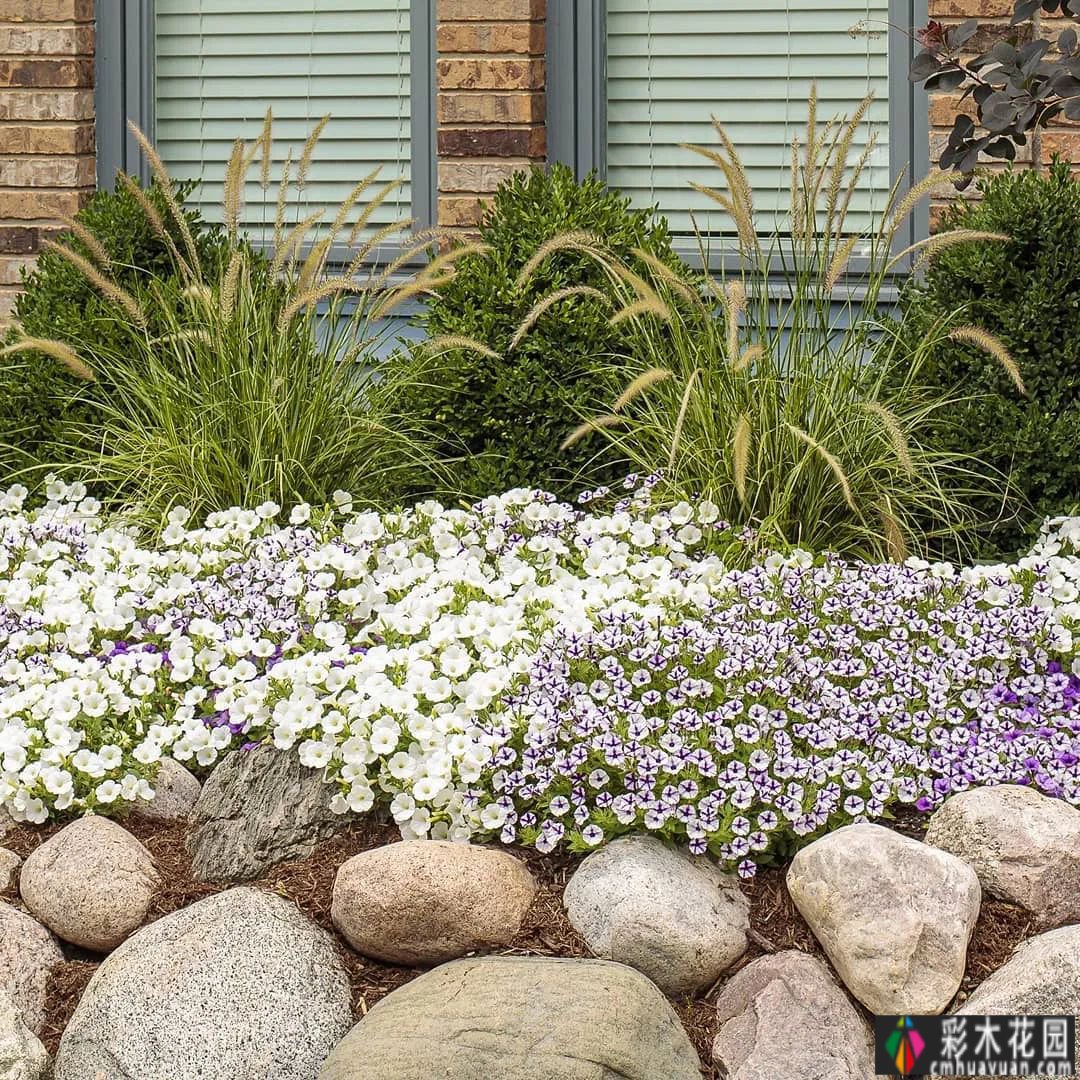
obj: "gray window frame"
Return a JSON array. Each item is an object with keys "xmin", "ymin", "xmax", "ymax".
[
  {"xmin": 546, "ymin": 0, "xmax": 931, "ymax": 263},
  {"xmin": 94, "ymin": 0, "xmax": 438, "ymax": 236}
]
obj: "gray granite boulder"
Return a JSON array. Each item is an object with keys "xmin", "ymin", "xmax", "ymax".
[
  {"xmin": 931, "ymin": 925, "xmax": 1080, "ymax": 1080},
  {"xmin": 186, "ymin": 746, "xmax": 348, "ymax": 881},
  {"xmin": 954, "ymin": 923, "xmax": 1080, "ymax": 1022},
  {"xmin": 0, "ymin": 988, "xmax": 47, "ymax": 1080},
  {"xmin": 926, "ymin": 784, "xmax": 1080, "ymax": 928},
  {"xmin": 562, "ymin": 835, "xmax": 749, "ymax": 995},
  {"xmin": 0, "ymin": 903, "xmax": 63, "ymax": 1037},
  {"xmin": 331, "ymin": 840, "xmax": 536, "ymax": 965},
  {"xmin": 139, "ymin": 758, "xmax": 201, "ymax": 822},
  {"xmin": 0, "ymin": 852, "xmax": 18, "ymax": 895},
  {"xmin": 712, "ymin": 951, "xmax": 875, "ymax": 1080},
  {"xmin": 53, "ymin": 887, "xmax": 353, "ymax": 1080},
  {"xmin": 318, "ymin": 956, "xmax": 702, "ymax": 1080},
  {"xmin": 20, "ymin": 816, "xmax": 159, "ymax": 951},
  {"xmin": 787, "ymin": 824, "xmax": 981, "ymax": 1015}
]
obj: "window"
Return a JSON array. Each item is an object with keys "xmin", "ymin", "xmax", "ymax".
[
  {"xmin": 95, "ymin": 1, "xmax": 435, "ymax": 239},
  {"xmin": 548, "ymin": 0, "xmax": 928, "ymax": 250}
]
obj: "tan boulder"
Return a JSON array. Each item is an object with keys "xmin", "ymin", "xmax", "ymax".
[
  {"xmin": 0, "ymin": 903, "xmax": 62, "ymax": 1036},
  {"xmin": 20, "ymin": 816, "xmax": 159, "ymax": 952},
  {"xmin": 331, "ymin": 840, "xmax": 536, "ymax": 965}
]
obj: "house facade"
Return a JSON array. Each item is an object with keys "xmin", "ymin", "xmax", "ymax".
[{"xmin": 0, "ymin": 0, "xmax": 1074, "ymax": 320}]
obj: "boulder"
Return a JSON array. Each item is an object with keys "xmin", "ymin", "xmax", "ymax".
[
  {"xmin": 954, "ymin": 923, "xmax": 1080, "ymax": 1021},
  {"xmin": 787, "ymin": 823, "xmax": 981, "ymax": 1015},
  {"xmin": 0, "ymin": 988, "xmax": 47, "ymax": 1080},
  {"xmin": 20, "ymin": 816, "xmax": 159, "ymax": 951},
  {"xmin": 0, "ymin": 903, "xmax": 62, "ymax": 1037},
  {"xmin": 139, "ymin": 758, "xmax": 201, "ymax": 822},
  {"xmin": 186, "ymin": 746, "xmax": 347, "ymax": 881},
  {"xmin": 318, "ymin": 955, "xmax": 702, "ymax": 1080},
  {"xmin": 54, "ymin": 887, "xmax": 353, "ymax": 1080},
  {"xmin": 331, "ymin": 840, "xmax": 536, "ymax": 965},
  {"xmin": 562, "ymin": 835, "xmax": 749, "ymax": 995},
  {"xmin": 0, "ymin": 852, "xmax": 18, "ymax": 894},
  {"xmin": 926, "ymin": 784, "xmax": 1080, "ymax": 928},
  {"xmin": 712, "ymin": 951, "xmax": 875, "ymax": 1080},
  {"xmin": 933, "ymin": 925, "xmax": 1080, "ymax": 1080}
]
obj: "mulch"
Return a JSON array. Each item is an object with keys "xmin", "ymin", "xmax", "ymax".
[{"xmin": 1, "ymin": 815, "xmax": 1039, "ymax": 1079}]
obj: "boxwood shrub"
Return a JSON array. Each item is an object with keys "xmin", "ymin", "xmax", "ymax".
[
  {"xmin": 394, "ymin": 163, "xmax": 686, "ymax": 499},
  {"xmin": 902, "ymin": 160, "xmax": 1080, "ymax": 558},
  {"xmin": 0, "ymin": 177, "xmax": 227, "ymax": 485}
]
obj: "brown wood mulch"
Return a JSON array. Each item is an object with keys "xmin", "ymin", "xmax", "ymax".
[{"xmin": 2, "ymin": 816, "xmax": 1038, "ymax": 1079}]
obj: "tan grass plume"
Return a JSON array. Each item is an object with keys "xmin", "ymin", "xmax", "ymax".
[{"xmin": 0, "ymin": 337, "xmax": 95, "ymax": 382}]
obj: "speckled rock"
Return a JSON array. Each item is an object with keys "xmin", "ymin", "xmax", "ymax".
[
  {"xmin": 712, "ymin": 951, "xmax": 876, "ymax": 1080},
  {"xmin": 0, "ymin": 903, "xmax": 62, "ymax": 1037},
  {"xmin": 318, "ymin": 956, "xmax": 703, "ymax": 1080},
  {"xmin": 54, "ymin": 887, "xmax": 353, "ymax": 1080},
  {"xmin": 0, "ymin": 988, "xmax": 47, "ymax": 1080},
  {"xmin": 926, "ymin": 784, "xmax": 1080, "ymax": 928},
  {"xmin": 933, "ymin": 925, "xmax": 1080, "ymax": 1080},
  {"xmin": 788, "ymin": 824, "xmax": 981, "ymax": 1015},
  {"xmin": 187, "ymin": 746, "xmax": 348, "ymax": 881},
  {"xmin": 139, "ymin": 758, "xmax": 201, "ymax": 822},
  {"xmin": 20, "ymin": 816, "xmax": 159, "ymax": 951},
  {"xmin": 331, "ymin": 840, "xmax": 536, "ymax": 965},
  {"xmin": 562, "ymin": 835, "xmax": 749, "ymax": 995},
  {"xmin": 0, "ymin": 853, "xmax": 18, "ymax": 895}
]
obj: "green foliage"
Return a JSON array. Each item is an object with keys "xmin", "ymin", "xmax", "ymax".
[
  {"xmin": 0, "ymin": 177, "xmax": 227, "ymax": 483},
  {"xmin": 6, "ymin": 117, "xmax": 448, "ymax": 523},
  {"xmin": 565, "ymin": 96, "xmax": 1007, "ymax": 562},
  {"xmin": 902, "ymin": 160, "xmax": 1080, "ymax": 558},
  {"xmin": 396, "ymin": 163, "xmax": 685, "ymax": 498}
]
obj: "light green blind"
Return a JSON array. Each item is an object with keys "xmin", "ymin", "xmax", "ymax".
[
  {"xmin": 606, "ymin": 0, "xmax": 890, "ymax": 236},
  {"xmin": 154, "ymin": 0, "xmax": 411, "ymax": 238}
]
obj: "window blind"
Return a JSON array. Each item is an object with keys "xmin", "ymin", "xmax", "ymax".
[
  {"xmin": 154, "ymin": 0, "xmax": 412, "ymax": 239},
  {"xmin": 606, "ymin": 0, "xmax": 890, "ymax": 237}
]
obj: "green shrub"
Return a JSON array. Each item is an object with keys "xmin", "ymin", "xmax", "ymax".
[
  {"xmin": 394, "ymin": 163, "xmax": 686, "ymax": 498},
  {"xmin": 0, "ymin": 176, "xmax": 227, "ymax": 483},
  {"xmin": 4, "ymin": 119, "xmax": 450, "ymax": 523},
  {"xmin": 901, "ymin": 160, "xmax": 1080, "ymax": 558}
]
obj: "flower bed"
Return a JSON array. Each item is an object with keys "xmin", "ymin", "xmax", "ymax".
[{"xmin": 2, "ymin": 477, "xmax": 1079, "ymax": 875}]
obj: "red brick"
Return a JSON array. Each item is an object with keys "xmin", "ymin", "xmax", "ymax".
[
  {"xmin": 1040, "ymin": 130, "xmax": 1080, "ymax": 164},
  {"xmin": 439, "ymin": 158, "xmax": 531, "ymax": 192},
  {"xmin": 0, "ymin": 253, "xmax": 34, "ymax": 285},
  {"xmin": 928, "ymin": 94, "xmax": 977, "ymax": 128},
  {"xmin": 0, "ymin": 90, "xmax": 93, "ymax": 121},
  {"xmin": 0, "ymin": 122, "xmax": 93, "ymax": 155},
  {"xmin": 437, "ymin": 57, "xmax": 544, "ymax": 91},
  {"xmin": 0, "ymin": 187, "xmax": 88, "ymax": 219},
  {"xmin": 0, "ymin": 224, "xmax": 38, "ymax": 254},
  {"xmin": 438, "ymin": 194, "xmax": 492, "ymax": 227},
  {"xmin": 438, "ymin": 90, "xmax": 544, "ymax": 125},
  {"xmin": 438, "ymin": 0, "xmax": 544, "ymax": 19},
  {"xmin": 437, "ymin": 21, "xmax": 544, "ymax": 54},
  {"xmin": 0, "ymin": 0, "xmax": 93, "ymax": 20},
  {"xmin": 0, "ymin": 25, "xmax": 94, "ymax": 57},
  {"xmin": 929, "ymin": 0, "xmax": 1012, "ymax": 14},
  {"xmin": 438, "ymin": 126, "xmax": 546, "ymax": 158},
  {"xmin": 0, "ymin": 154, "xmax": 95, "ymax": 187},
  {"xmin": 0, "ymin": 58, "xmax": 94, "ymax": 88}
]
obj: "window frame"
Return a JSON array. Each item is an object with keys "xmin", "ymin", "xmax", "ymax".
[
  {"xmin": 94, "ymin": 0, "xmax": 438, "ymax": 240},
  {"xmin": 546, "ymin": 0, "xmax": 931, "ymax": 268}
]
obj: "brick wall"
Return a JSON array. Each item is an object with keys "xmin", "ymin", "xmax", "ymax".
[
  {"xmin": 435, "ymin": 0, "xmax": 545, "ymax": 233},
  {"xmin": 0, "ymin": 0, "xmax": 94, "ymax": 322},
  {"xmin": 927, "ymin": 0, "xmax": 1080, "ymax": 224}
]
